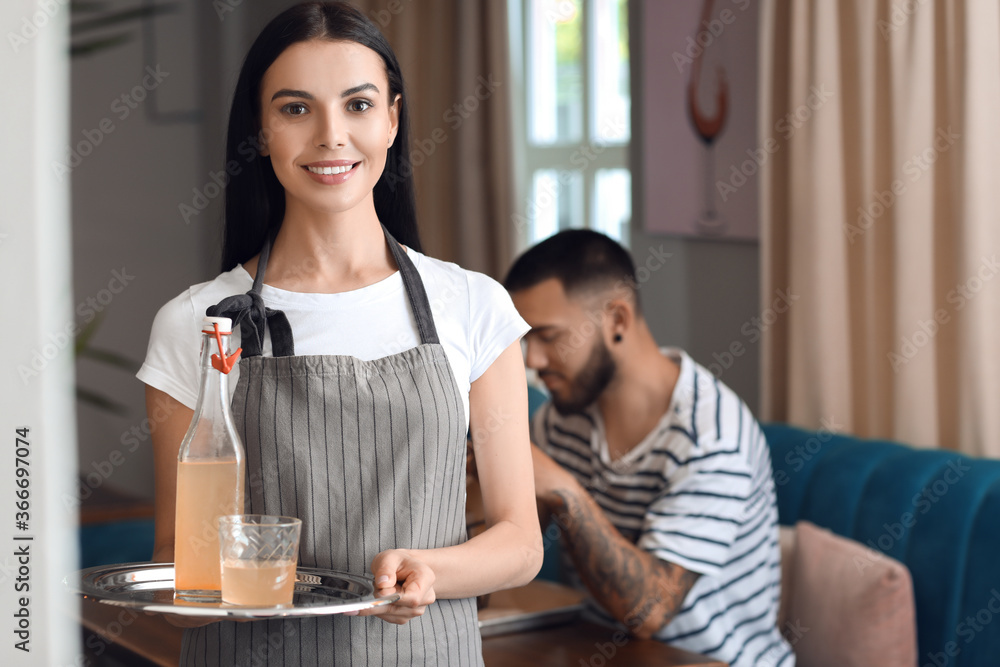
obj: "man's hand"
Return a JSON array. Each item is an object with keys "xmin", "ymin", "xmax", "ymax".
[{"xmin": 354, "ymin": 549, "xmax": 436, "ymax": 625}]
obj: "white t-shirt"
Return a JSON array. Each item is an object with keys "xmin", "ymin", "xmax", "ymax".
[{"xmin": 137, "ymin": 248, "xmax": 529, "ymax": 427}]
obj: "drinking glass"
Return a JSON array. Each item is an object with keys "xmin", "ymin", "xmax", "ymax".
[{"xmin": 218, "ymin": 515, "xmax": 302, "ymax": 606}]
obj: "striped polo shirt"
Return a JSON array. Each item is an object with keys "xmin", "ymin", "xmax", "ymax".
[{"xmin": 531, "ymin": 348, "xmax": 794, "ymax": 667}]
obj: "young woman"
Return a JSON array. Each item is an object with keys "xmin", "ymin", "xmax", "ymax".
[{"xmin": 137, "ymin": 2, "xmax": 542, "ymax": 664}]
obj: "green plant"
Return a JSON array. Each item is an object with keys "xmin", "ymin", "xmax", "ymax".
[{"xmin": 75, "ymin": 313, "xmax": 140, "ymax": 415}]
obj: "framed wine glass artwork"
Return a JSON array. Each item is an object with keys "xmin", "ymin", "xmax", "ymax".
[{"xmin": 640, "ymin": 0, "xmax": 760, "ymax": 241}]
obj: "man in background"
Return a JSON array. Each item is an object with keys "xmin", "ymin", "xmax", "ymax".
[{"xmin": 504, "ymin": 230, "xmax": 793, "ymax": 667}]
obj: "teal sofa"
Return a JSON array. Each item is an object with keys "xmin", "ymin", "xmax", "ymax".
[
  {"xmin": 79, "ymin": 518, "xmax": 155, "ymax": 569},
  {"xmin": 763, "ymin": 424, "xmax": 1000, "ymax": 667}
]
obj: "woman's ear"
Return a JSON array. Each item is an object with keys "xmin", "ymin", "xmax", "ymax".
[{"xmin": 387, "ymin": 94, "xmax": 401, "ymax": 147}]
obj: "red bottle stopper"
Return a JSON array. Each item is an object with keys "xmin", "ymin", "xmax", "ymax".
[{"xmin": 208, "ymin": 322, "xmax": 242, "ymax": 374}]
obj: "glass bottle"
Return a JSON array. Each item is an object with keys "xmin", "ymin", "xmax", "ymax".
[{"xmin": 174, "ymin": 316, "xmax": 245, "ymax": 598}]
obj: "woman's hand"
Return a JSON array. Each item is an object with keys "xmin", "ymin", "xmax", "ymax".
[{"xmin": 354, "ymin": 549, "xmax": 436, "ymax": 625}]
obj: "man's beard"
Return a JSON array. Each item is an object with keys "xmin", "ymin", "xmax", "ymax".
[{"xmin": 550, "ymin": 337, "xmax": 616, "ymax": 416}]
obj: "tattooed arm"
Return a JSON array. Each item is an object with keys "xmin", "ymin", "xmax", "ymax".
[{"xmin": 532, "ymin": 445, "xmax": 700, "ymax": 640}]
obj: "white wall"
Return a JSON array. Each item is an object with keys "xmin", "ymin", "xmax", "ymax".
[
  {"xmin": 0, "ymin": 1, "xmax": 78, "ymax": 662},
  {"xmin": 629, "ymin": 0, "xmax": 762, "ymax": 413},
  {"xmin": 629, "ymin": 231, "xmax": 762, "ymax": 413}
]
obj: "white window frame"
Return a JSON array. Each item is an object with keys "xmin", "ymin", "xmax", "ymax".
[{"xmin": 508, "ymin": 0, "xmax": 631, "ymax": 253}]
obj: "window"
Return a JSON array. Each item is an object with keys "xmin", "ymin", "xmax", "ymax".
[{"xmin": 509, "ymin": 0, "xmax": 631, "ymax": 251}]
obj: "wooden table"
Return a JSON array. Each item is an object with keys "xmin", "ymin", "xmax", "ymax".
[
  {"xmin": 78, "ymin": 580, "xmax": 726, "ymax": 666},
  {"xmin": 483, "ymin": 620, "xmax": 727, "ymax": 666},
  {"xmin": 79, "ymin": 476, "xmax": 155, "ymax": 525},
  {"xmin": 479, "ymin": 581, "xmax": 726, "ymax": 666},
  {"xmin": 79, "ymin": 596, "xmax": 181, "ymax": 667}
]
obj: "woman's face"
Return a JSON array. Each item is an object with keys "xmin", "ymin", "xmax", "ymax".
[{"xmin": 258, "ymin": 39, "xmax": 399, "ymax": 218}]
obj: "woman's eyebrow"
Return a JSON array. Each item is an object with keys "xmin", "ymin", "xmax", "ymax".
[
  {"xmin": 269, "ymin": 83, "xmax": 379, "ymax": 103},
  {"xmin": 340, "ymin": 82, "xmax": 379, "ymax": 97},
  {"xmin": 271, "ymin": 89, "xmax": 314, "ymax": 102}
]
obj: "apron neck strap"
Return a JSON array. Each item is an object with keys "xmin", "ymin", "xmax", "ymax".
[
  {"xmin": 381, "ymin": 224, "xmax": 439, "ymax": 346},
  {"xmin": 252, "ymin": 230, "xmax": 273, "ymax": 295}
]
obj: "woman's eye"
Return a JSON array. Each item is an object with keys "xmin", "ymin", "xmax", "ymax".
[
  {"xmin": 282, "ymin": 102, "xmax": 308, "ymax": 116},
  {"xmin": 348, "ymin": 99, "xmax": 373, "ymax": 112}
]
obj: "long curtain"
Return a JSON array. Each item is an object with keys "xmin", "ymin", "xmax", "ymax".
[
  {"xmin": 350, "ymin": 0, "xmax": 517, "ymax": 277},
  {"xmin": 759, "ymin": 0, "xmax": 1000, "ymax": 457}
]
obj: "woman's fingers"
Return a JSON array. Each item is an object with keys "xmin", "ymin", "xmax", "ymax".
[
  {"xmin": 354, "ymin": 582, "xmax": 428, "ymax": 622},
  {"xmin": 353, "ymin": 550, "xmax": 436, "ymax": 624},
  {"xmin": 369, "ymin": 549, "xmax": 402, "ymax": 590}
]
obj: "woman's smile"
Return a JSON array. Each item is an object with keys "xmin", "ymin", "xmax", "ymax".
[{"xmin": 302, "ymin": 160, "xmax": 361, "ymax": 184}]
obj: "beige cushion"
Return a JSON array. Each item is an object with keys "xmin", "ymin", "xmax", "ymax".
[
  {"xmin": 777, "ymin": 525, "xmax": 796, "ymax": 630},
  {"xmin": 787, "ymin": 521, "xmax": 917, "ymax": 667}
]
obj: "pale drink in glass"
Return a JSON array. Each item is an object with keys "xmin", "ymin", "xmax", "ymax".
[{"xmin": 222, "ymin": 559, "xmax": 297, "ymax": 606}]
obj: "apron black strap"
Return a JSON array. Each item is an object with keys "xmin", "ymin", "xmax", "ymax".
[
  {"xmin": 206, "ymin": 234, "xmax": 295, "ymax": 358},
  {"xmin": 382, "ymin": 225, "xmax": 440, "ymax": 346}
]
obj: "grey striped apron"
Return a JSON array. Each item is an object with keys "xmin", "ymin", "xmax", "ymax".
[{"xmin": 182, "ymin": 227, "xmax": 483, "ymax": 666}]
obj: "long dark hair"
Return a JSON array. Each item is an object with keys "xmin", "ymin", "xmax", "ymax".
[{"xmin": 220, "ymin": 1, "xmax": 421, "ymax": 272}]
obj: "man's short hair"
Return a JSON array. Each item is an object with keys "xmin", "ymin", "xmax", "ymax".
[{"xmin": 503, "ymin": 229, "xmax": 640, "ymax": 311}]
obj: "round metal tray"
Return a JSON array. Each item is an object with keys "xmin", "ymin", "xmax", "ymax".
[{"xmin": 68, "ymin": 562, "xmax": 400, "ymax": 619}]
